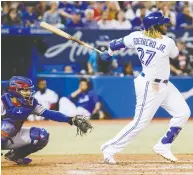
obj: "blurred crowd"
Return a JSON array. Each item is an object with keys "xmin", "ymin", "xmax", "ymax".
[
  {"xmin": 1, "ymin": 1, "xmax": 193, "ymax": 78},
  {"xmin": 170, "ymin": 40, "xmax": 193, "ymax": 76},
  {"xmin": 1, "ymin": 1, "xmax": 193, "ymax": 30}
]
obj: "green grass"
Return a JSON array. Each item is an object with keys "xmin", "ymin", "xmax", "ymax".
[{"xmin": 36, "ymin": 121, "xmax": 193, "ymax": 155}]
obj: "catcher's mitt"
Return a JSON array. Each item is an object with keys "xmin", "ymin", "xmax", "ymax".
[{"xmin": 71, "ymin": 115, "xmax": 93, "ymax": 136}]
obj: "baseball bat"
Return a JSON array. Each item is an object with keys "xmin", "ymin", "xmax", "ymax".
[{"xmin": 40, "ymin": 22, "xmax": 103, "ymax": 54}]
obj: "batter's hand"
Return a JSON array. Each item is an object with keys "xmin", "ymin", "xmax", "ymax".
[{"xmin": 100, "ymin": 50, "xmax": 112, "ymax": 61}]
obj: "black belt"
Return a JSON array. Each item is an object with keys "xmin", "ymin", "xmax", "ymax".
[{"xmin": 141, "ymin": 72, "xmax": 168, "ymax": 84}]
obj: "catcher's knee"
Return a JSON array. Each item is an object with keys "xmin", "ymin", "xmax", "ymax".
[
  {"xmin": 1, "ymin": 121, "xmax": 17, "ymax": 149},
  {"xmin": 30, "ymin": 127, "xmax": 49, "ymax": 150}
]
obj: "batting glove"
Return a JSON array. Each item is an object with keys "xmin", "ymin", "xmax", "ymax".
[{"xmin": 100, "ymin": 50, "xmax": 112, "ymax": 61}]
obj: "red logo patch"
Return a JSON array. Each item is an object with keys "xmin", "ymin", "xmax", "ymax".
[{"xmin": 1, "ymin": 131, "xmax": 8, "ymax": 138}]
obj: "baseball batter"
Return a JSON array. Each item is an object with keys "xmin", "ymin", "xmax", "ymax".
[
  {"xmin": 1, "ymin": 76, "xmax": 92, "ymax": 165},
  {"xmin": 100, "ymin": 11, "xmax": 191, "ymax": 164}
]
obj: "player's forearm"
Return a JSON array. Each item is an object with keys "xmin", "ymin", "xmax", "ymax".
[
  {"xmin": 87, "ymin": 63, "xmax": 94, "ymax": 74},
  {"xmin": 170, "ymin": 64, "xmax": 182, "ymax": 75},
  {"xmin": 71, "ymin": 89, "xmax": 81, "ymax": 98},
  {"xmin": 41, "ymin": 109, "xmax": 71, "ymax": 123},
  {"xmin": 100, "ymin": 38, "xmax": 126, "ymax": 61},
  {"xmin": 108, "ymin": 38, "xmax": 126, "ymax": 55},
  {"xmin": 170, "ymin": 64, "xmax": 177, "ymax": 72},
  {"xmin": 59, "ymin": 10, "xmax": 73, "ymax": 19},
  {"xmin": 92, "ymin": 102, "xmax": 101, "ymax": 114}
]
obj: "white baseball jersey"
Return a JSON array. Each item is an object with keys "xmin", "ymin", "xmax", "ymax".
[
  {"xmin": 34, "ymin": 89, "xmax": 58, "ymax": 109},
  {"xmin": 110, "ymin": 31, "xmax": 179, "ymax": 80},
  {"xmin": 28, "ymin": 89, "xmax": 58, "ymax": 121}
]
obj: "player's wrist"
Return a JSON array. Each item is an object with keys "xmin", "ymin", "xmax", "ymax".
[
  {"xmin": 67, "ymin": 117, "xmax": 73, "ymax": 125},
  {"xmin": 77, "ymin": 89, "xmax": 82, "ymax": 93},
  {"xmin": 100, "ymin": 50, "xmax": 112, "ymax": 61},
  {"xmin": 107, "ymin": 47, "xmax": 114, "ymax": 56}
]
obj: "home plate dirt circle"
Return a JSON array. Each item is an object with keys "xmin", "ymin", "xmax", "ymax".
[{"xmin": 2, "ymin": 154, "xmax": 193, "ymax": 175}]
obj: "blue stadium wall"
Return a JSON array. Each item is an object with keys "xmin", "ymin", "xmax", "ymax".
[
  {"xmin": 33, "ymin": 74, "xmax": 193, "ymax": 118},
  {"xmin": 2, "ymin": 75, "xmax": 193, "ymax": 118}
]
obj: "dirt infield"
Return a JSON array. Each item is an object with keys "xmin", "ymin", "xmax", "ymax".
[{"xmin": 2, "ymin": 154, "xmax": 193, "ymax": 175}]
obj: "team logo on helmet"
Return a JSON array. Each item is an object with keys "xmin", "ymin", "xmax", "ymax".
[{"xmin": 143, "ymin": 11, "xmax": 170, "ymax": 30}]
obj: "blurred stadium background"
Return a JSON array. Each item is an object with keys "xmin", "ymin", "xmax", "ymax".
[{"xmin": 1, "ymin": 1, "xmax": 193, "ymax": 174}]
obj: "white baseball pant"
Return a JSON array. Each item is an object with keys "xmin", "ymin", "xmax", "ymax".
[
  {"xmin": 59, "ymin": 97, "xmax": 91, "ymax": 119},
  {"xmin": 102, "ymin": 75, "xmax": 190, "ymax": 155},
  {"xmin": 4, "ymin": 128, "xmax": 32, "ymax": 149}
]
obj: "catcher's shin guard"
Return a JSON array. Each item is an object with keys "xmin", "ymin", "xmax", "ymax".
[{"xmin": 5, "ymin": 127, "xmax": 49, "ymax": 162}]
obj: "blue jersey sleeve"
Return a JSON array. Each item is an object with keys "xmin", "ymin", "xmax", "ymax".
[
  {"xmin": 68, "ymin": 94, "xmax": 79, "ymax": 102},
  {"xmin": 41, "ymin": 109, "xmax": 69, "ymax": 123},
  {"xmin": 109, "ymin": 38, "xmax": 126, "ymax": 52},
  {"xmin": 92, "ymin": 93, "xmax": 99, "ymax": 104},
  {"xmin": 89, "ymin": 91, "xmax": 99, "ymax": 104}
]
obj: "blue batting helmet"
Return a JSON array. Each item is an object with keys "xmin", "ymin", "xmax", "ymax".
[{"xmin": 143, "ymin": 11, "xmax": 170, "ymax": 30}]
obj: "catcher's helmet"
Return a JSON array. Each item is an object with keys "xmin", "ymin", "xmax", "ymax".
[
  {"xmin": 143, "ymin": 11, "xmax": 170, "ymax": 30},
  {"xmin": 9, "ymin": 76, "xmax": 35, "ymax": 105}
]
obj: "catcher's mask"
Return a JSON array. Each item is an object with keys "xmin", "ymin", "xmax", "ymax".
[{"xmin": 9, "ymin": 76, "xmax": 35, "ymax": 106}]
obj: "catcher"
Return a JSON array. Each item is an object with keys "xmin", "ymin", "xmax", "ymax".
[{"xmin": 1, "ymin": 76, "xmax": 93, "ymax": 165}]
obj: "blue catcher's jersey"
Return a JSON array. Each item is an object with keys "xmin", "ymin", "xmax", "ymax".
[{"xmin": 1, "ymin": 93, "xmax": 46, "ymax": 127}]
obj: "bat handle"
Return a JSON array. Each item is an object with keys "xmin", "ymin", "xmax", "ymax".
[
  {"xmin": 72, "ymin": 37, "xmax": 103, "ymax": 54},
  {"xmin": 94, "ymin": 48, "xmax": 103, "ymax": 54}
]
